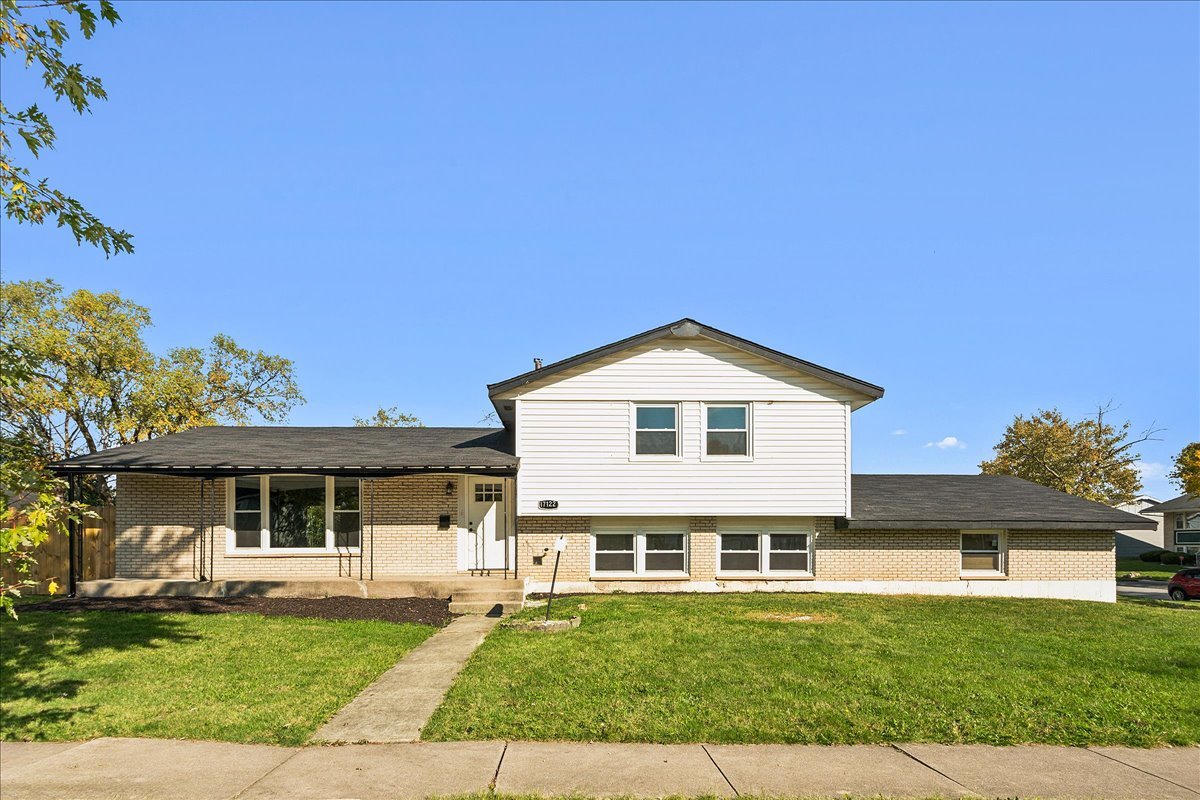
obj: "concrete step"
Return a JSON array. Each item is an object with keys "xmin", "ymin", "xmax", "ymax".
[
  {"xmin": 451, "ymin": 588, "xmax": 526, "ymax": 602},
  {"xmin": 448, "ymin": 600, "xmax": 523, "ymax": 616}
]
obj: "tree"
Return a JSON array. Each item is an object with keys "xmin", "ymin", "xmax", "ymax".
[
  {"xmin": 353, "ymin": 406, "xmax": 422, "ymax": 427},
  {"xmin": 979, "ymin": 405, "xmax": 1157, "ymax": 506},
  {"xmin": 1168, "ymin": 442, "xmax": 1200, "ymax": 497},
  {"xmin": 1, "ymin": 279, "xmax": 305, "ymax": 504},
  {"xmin": 1, "ymin": 0, "xmax": 132, "ymax": 255}
]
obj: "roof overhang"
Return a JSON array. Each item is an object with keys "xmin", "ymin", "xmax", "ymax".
[
  {"xmin": 835, "ymin": 517, "xmax": 1160, "ymax": 531},
  {"xmin": 50, "ymin": 463, "xmax": 518, "ymax": 479}
]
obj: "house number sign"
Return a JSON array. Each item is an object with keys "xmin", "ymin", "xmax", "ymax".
[{"xmin": 538, "ymin": 500, "xmax": 559, "ymax": 509}]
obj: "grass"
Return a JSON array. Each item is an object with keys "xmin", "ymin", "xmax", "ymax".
[
  {"xmin": 1116, "ymin": 557, "xmax": 1187, "ymax": 581},
  {"xmin": 423, "ymin": 593, "xmax": 1200, "ymax": 747},
  {"xmin": 0, "ymin": 607, "xmax": 435, "ymax": 745}
]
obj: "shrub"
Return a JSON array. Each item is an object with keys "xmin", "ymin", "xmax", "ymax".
[
  {"xmin": 1139, "ymin": 549, "xmax": 1170, "ymax": 562},
  {"xmin": 1158, "ymin": 551, "xmax": 1196, "ymax": 567}
]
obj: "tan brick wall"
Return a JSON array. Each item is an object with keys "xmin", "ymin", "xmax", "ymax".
[
  {"xmin": 116, "ymin": 474, "xmax": 463, "ymax": 579},
  {"xmin": 814, "ymin": 525, "xmax": 959, "ymax": 580},
  {"xmin": 1007, "ymin": 530, "xmax": 1113, "ymax": 580},
  {"xmin": 515, "ymin": 516, "xmax": 592, "ymax": 582}
]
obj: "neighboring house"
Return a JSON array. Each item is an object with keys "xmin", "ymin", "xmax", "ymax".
[
  {"xmin": 1114, "ymin": 496, "xmax": 1165, "ymax": 557},
  {"xmin": 1140, "ymin": 495, "xmax": 1200, "ymax": 556},
  {"xmin": 52, "ymin": 319, "xmax": 1154, "ymax": 603}
]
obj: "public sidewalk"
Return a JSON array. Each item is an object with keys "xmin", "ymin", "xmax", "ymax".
[{"xmin": 2, "ymin": 737, "xmax": 1197, "ymax": 800}]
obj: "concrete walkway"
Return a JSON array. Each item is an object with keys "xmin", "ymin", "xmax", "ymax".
[
  {"xmin": 2, "ymin": 738, "xmax": 1197, "ymax": 800},
  {"xmin": 312, "ymin": 614, "xmax": 500, "ymax": 743}
]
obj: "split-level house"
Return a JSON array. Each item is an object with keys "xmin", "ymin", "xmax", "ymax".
[{"xmin": 53, "ymin": 319, "xmax": 1154, "ymax": 603}]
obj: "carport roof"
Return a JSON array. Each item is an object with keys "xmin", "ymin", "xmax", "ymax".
[
  {"xmin": 841, "ymin": 474, "xmax": 1160, "ymax": 531},
  {"xmin": 50, "ymin": 426, "xmax": 518, "ymax": 477}
]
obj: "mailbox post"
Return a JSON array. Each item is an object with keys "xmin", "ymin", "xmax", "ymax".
[{"xmin": 545, "ymin": 535, "xmax": 567, "ymax": 621}]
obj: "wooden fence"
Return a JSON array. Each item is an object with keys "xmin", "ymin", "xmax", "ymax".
[{"xmin": 2, "ymin": 506, "xmax": 115, "ymax": 593}]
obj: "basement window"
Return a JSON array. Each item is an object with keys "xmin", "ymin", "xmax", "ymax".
[
  {"xmin": 717, "ymin": 528, "xmax": 812, "ymax": 576},
  {"xmin": 227, "ymin": 476, "xmax": 360, "ymax": 553},
  {"xmin": 592, "ymin": 527, "xmax": 688, "ymax": 577}
]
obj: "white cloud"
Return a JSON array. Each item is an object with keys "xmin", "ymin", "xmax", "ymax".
[
  {"xmin": 925, "ymin": 436, "xmax": 966, "ymax": 450},
  {"xmin": 891, "ymin": 429, "xmax": 908, "ymax": 436},
  {"xmin": 1134, "ymin": 461, "xmax": 1165, "ymax": 480}
]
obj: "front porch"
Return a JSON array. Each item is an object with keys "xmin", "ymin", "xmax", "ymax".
[{"xmin": 76, "ymin": 575, "xmax": 526, "ymax": 615}]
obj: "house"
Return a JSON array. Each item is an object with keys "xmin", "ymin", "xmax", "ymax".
[
  {"xmin": 52, "ymin": 319, "xmax": 1154, "ymax": 604},
  {"xmin": 1139, "ymin": 494, "xmax": 1200, "ymax": 557},
  {"xmin": 1113, "ymin": 496, "xmax": 1165, "ymax": 557}
]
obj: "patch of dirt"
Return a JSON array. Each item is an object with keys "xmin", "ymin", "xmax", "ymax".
[
  {"xmin": 745, "ymin": 610, "xmax": 838, "ymax": 623},
  {"xmin": 20, "ymin": 596, "xmax": 457, "ymax": 627}
]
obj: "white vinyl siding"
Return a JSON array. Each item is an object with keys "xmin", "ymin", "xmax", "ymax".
[
  {"xmin": 515, "ymin": 398, "xmax": 848, "ymax": 515},
  {"xmin": 506, "ymin": 337, "xmax": 858, "ymax": 517}
]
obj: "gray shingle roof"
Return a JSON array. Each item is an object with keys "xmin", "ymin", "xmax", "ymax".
[
  {"xmin": 50, "ymin": 427, "xmax": 517, "ymax": 477},
  {"xmin": 1139, "ymin": 494, "xmax": 1200, "ymax": 514},
  {"xmin": 843, "ymin": 474, "xmax": 1159, "ymax": 530}
]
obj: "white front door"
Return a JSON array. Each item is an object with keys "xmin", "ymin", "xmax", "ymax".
[{"xmin": 467, "ymin": 479, "xmax": 507, "ymax": 571}]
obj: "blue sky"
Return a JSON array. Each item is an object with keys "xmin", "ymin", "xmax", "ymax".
[{"xmin": 2, "ymin": 2, "xmax": 1196, "ymax": 498}]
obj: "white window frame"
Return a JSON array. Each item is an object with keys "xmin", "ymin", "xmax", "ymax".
[
  {"xmin": 591, "ymin": 526, "xmax": 689, "ymax": 577},
  {"xmin": 226, "ymin": 475, "xmax": 361, "ymax": 554},
  {"xmin": 716, "ymin": 527, "xmax": 813, "ymax": 577},
  {"xmin": 701, "ymin": 402, "xmax": 752, "ymax": 460},
  {"xmin": 629, "ymin": 402, "xmax": 682, "ymax": 461},
  {"xmin": 959, "ymin": 529, "xmax": 1005, "ymax": 577}
]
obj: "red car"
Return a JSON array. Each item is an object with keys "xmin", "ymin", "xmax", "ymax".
[{"xmin": 1168, "ymin": 568, "xmax": 1200, "ymax": 602}]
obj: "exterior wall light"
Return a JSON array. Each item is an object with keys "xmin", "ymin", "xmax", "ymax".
[{"xmin": 445, "ymin": 481, "xmax": 455, "ymax": 496}]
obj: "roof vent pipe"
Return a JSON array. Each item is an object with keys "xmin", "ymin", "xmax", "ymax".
[{"xmin": 533, "ymin": 358, "xmax": 543, "ymax": 370}]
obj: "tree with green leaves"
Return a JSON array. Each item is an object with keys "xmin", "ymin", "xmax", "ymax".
[
  {"xmin": 1, "ymin": 0, "xmax": 132, "ymax": 255},
  {"xmin": 1, "ymin": 280, "xmax": 305, "ymax": 505},
  {"xmin": 1168, "ymin": 442, "xmax": 1200, "ymax": 497},
  {"xmin": 980, "ymin": 405, "xmax": 1158, "ymax": 506},
  {"xmin": 353, "ymin": 406, "xmax": 423, "ymax": 427}
]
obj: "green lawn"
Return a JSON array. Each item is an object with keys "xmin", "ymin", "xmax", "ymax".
[
  {"xmin": 424, "ymin": 593, "xmax": 1200, "ymax": 747},
  {"xmin": 1116, "ymin": 557, "xmax": 1186, "ymax": 581},
  {"xmin": 1, "ymin": 608, "xmax": 435, "ymax": 745}
]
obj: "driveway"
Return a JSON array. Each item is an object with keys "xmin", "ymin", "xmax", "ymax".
[{"xmin": 1117, "ymin": 579, "xmax": 1169, "ymax": 599}]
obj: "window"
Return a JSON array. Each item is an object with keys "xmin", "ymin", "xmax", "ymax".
[
  {"xmin": 705, "ymin": 404, "xmax": 749, "ymax": 457},
  {"xmin": 593, "ymin": 528, "xmax": 688, "ymax": 575},
  {"xmin": 227, "ymin": 476, "xmax": 360, "ymax": 552},
  {"xmin": 232, "ymin": 477, "xmax": 262, "ymax": 548},
  {"xmin": 718, "ymin": 529, "xmax": 811, "ymax": 574},
  {"xmin": 474, "ymin": 483, "xmax": 503, "ymax": 502},
  {"xmin": 1175, "ymin": 513, "xmax": 1200, "ymax": 546},
  {"xmin": 634, "ymin": 404, "xmax": 678, "ymax": 456},
  {"xmin": 333, "ymin": 477, "xmax": 360, "ymax": 548},
  {"xmin": 961, "ymin": 531, "xmax": 1004, "ymax": 574}
]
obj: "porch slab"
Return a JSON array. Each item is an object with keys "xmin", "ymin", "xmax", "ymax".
[
  {"xmin": 236, "ymin": 742, "xmax": 504, "ymax": 800},
  {"xmin": 705, "ymin": 743, "xmax": 974, "ymax": 798},
  {"xmin": 0, "ymin": 737, "xmax": 294, "ymax": 800},
  {"xmin": 495, "ymin": 742, "xmax": 734, "ymax": 797},
  {"xmin": 77, "ymin": 575, "xmax": 523, "ymax": 601},
  {"xmin": 897, "ymin": 743, "xmax": 1199, "ymax": 800},
  {"xmin": 312, "ymin": 614, "xmax": 501, "ymax": 743}
]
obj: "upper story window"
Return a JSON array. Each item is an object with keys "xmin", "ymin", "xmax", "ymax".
[
  {"xmin": 1176, "ymin": 512, "xmax": 1200, "ymax": 545},
  {"xmin": 634, "ymin": 404, "xmax": 678, "ymax": 456},
  {"xmin": 960, "ymin": 531, "xmax": 1004, "ymax": 575},
  {"xmin": 228, "ymin": 476, "xmax": 360, "ymax": 552},
  {"xmin": 705, "ymin": 404, "xmax": 749, "ymax": 457}
]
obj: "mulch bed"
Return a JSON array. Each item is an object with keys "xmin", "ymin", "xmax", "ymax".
[{"xmin": 20, "ymin": 596, "xmax": 458, "ymax": 627}]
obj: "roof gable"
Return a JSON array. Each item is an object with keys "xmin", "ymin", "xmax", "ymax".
[{"xmin": 488, "ymin": 319, "xmax": 883, "ymax": 416}]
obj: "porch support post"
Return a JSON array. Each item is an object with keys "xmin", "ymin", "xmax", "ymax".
[
  {"xmin": 370, "ymin": 479, "xmax": 375, "ymax": 581},
  {"xmin": 67, "ymin": 473, "xmax": 78, "ymax": 597},
  {"xmin": 357, "ymin": 478, "xmax": 363, "ymax": 581},
  {"xmin": 198, "ymin": 478, "xmax": 207, "ymax": 581},
  {"xmin": 209, "ymin": 478, "xmax": 216, "ymax": 581}
]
